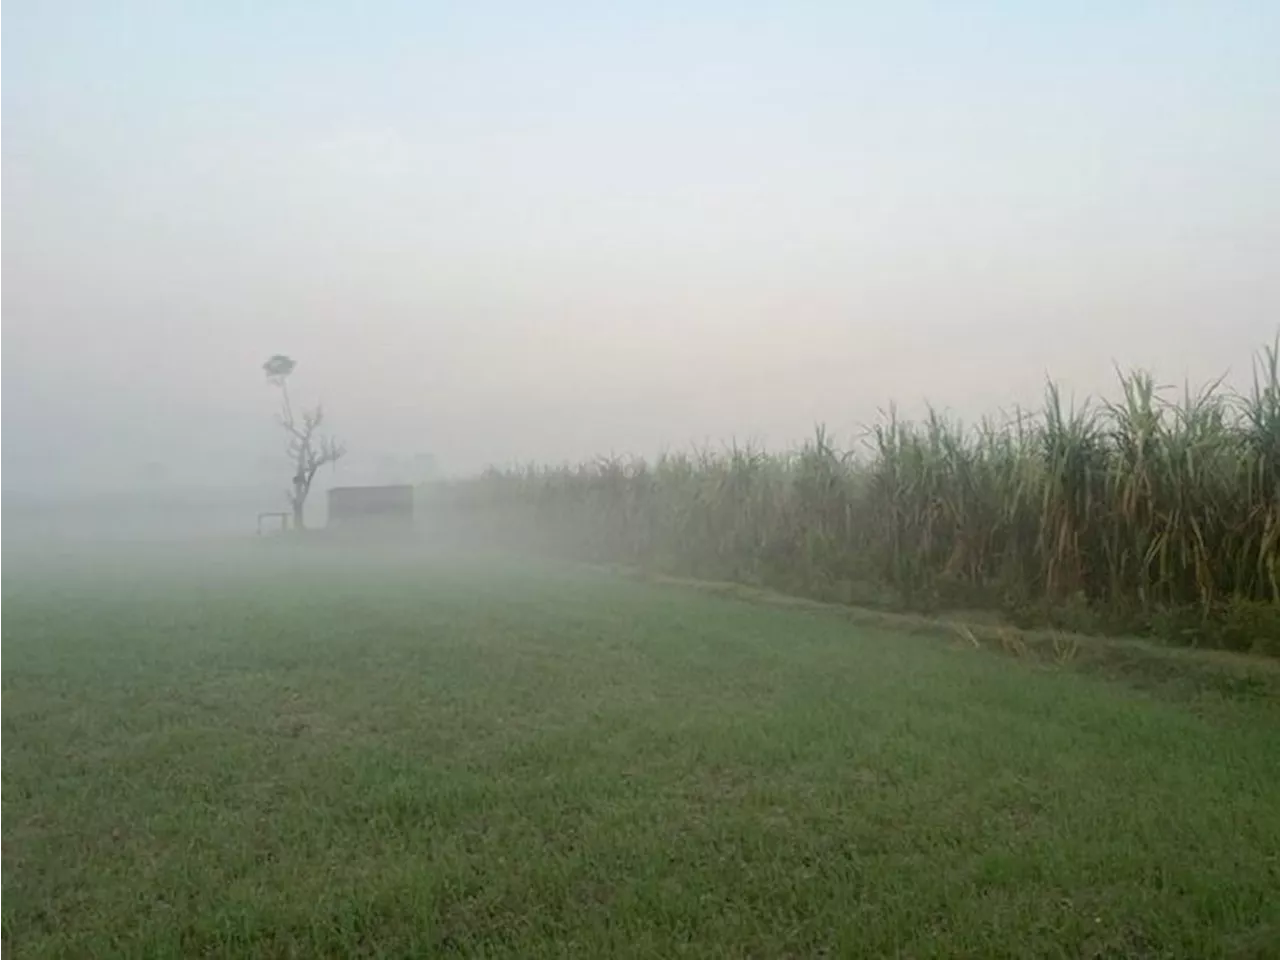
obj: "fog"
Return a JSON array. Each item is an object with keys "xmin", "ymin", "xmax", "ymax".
[{"xmin": 4, "ymin": 3, "xmax": 1279, "ymax": 538}]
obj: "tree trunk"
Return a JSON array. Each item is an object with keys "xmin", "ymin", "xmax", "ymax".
[{"xmin": 292, "ymin": 472, "xmax": 308, "ymax": 531}]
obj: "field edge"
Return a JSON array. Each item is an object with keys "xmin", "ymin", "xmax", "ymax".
[{"xmin": 610, "ymin": 564, "xmax": 1280, "ymax": 705}]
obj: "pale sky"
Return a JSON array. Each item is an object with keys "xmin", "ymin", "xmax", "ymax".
[{"xmin": 4, "ymin": 1, "xmax": 1278, "ymax": 493}]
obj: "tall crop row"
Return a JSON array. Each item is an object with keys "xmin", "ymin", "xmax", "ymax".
[{"xmin": 427, "ymin": 341, "xmax": 1280, "ymax": 652}]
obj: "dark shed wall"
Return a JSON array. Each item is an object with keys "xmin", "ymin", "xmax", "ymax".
[{"xmin": 327, "ymin": 485, "xmax": 415, "ymax": 525}]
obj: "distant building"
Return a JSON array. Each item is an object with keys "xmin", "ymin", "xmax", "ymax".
[{"xmin": 326, "ymin": 484, "xmax": 415, "ymax": 530}]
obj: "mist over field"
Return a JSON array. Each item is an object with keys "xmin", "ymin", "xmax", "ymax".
[
  {"xmin": 5, "ymin": 5, "xmax": 1280, "ymax": 957},
  {"xmin": 5, "ymin": 2, "xmax": 1279, "ymax": 522}
]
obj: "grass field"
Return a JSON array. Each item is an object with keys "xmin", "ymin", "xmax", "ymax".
[{"xmin": 4, "ymin": 543, "xmax": 1279, "ymax": 958}]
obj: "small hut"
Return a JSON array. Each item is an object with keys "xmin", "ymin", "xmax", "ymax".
[{"xmin": 327, "ymin": 484, "xmax": 415, "ymax": 532}]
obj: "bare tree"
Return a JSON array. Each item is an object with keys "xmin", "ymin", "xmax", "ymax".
[{"xmin": 263, "ymin": 355, "xmax": 346, "ymax": 530}]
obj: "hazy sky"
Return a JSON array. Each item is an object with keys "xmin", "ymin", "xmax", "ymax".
[{"xmin": 4, "ymin": 1, "xmax": 1278, "ymax": 492}]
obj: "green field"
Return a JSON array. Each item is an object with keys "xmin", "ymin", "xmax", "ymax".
[{"xmin": 4, "ymin": 544, "xmax": 1279, "ymax": 958}]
